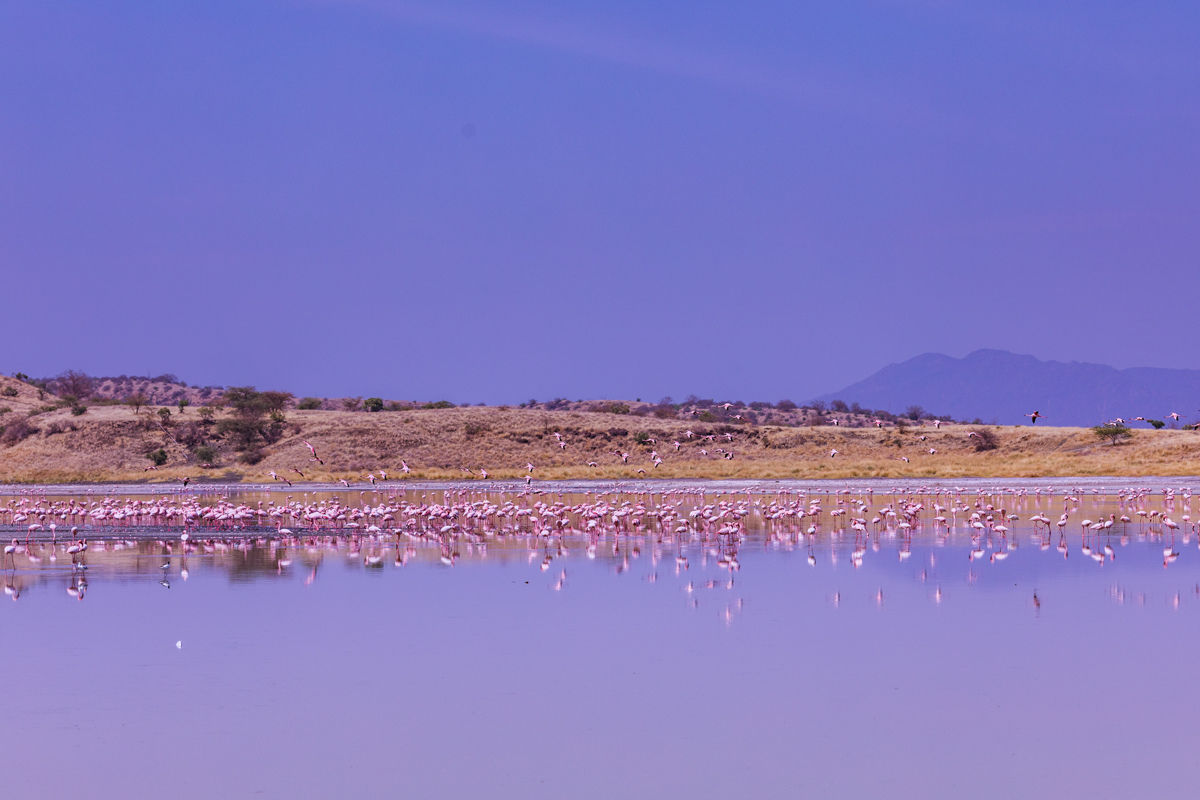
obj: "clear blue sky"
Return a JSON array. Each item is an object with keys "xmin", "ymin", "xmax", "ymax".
[{"xmin": 1, "ymin": 1, "xmax": 1197, "ymax": 403}]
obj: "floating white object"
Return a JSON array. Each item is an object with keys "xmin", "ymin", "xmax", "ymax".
[{"xmin": 176, "ymin": 641, "xmax": 182, "ymax": 649}]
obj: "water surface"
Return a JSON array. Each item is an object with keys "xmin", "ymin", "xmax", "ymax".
[{"xmin": 3, "ymin": 482, "xmax": 1198, "ymax": 799}]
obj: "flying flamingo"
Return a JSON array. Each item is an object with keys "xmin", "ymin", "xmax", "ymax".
[{"xmin": 1025, "ymin": 411, "xmax": 1045, "ymax": 424}]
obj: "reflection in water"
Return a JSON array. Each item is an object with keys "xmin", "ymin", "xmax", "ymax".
[{"xmin": 6, "ymin": 481, "xmax": 1200, "ymax": 798}]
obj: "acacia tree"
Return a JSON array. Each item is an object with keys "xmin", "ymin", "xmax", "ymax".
[
  {"xmin": 1092, "ymin": 423, "xmax": 1134, "ymax": 446},
  {"xmin": 126, "ymin": 392, "xmax": 148, "ymax": 415},
  {"xmin": 218, "ymin": 387, "xmax": 291, "ymax": 452},
  {"xmin": 56, "ymin": 370, "xmax": 94, "ymax": 398}
]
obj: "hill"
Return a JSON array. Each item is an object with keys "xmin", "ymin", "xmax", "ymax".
[
  {"xmin": 2, "ymin": 397, "xmax": 1200, "ymax": 483},
  {"xmin": 817, "ymin": 350, "xmax": 1200, "ymax": 428}
]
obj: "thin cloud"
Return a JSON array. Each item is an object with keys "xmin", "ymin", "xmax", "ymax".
[{"xmin": 315, "ymin": 0, "xmax": 930, "ymax": 126}]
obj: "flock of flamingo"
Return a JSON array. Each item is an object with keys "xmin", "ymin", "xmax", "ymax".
[{"xmin": 2, "ymin": 480, "xmax": 1197, "ymax": 601}]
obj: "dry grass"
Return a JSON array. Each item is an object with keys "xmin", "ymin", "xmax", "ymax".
[{"xmin": 1, "ymin": 402, "xmax": 1198, "ymax": 484}]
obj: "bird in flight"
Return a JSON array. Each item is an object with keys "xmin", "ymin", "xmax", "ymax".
[
  {"xmin": 1025, "ymin": 411, "xmax": 1045, "ymax": 423},
  {"xmin": 302, "ymin": 441, "xmax": 324, "ymax": 464}
]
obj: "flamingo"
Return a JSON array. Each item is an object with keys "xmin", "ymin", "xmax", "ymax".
[{"xmin": 1025, "ymin": 411, "xmax": 1045, "ymax": 424}]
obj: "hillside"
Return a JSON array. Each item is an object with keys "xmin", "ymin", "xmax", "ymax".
[
  {"xmin": 817, "ymin": 349, "xmax": 1200, "ymax": 427},
  {"xmin": 3, "ymin": 397, "xmax": 1200, "ymax": 483}
]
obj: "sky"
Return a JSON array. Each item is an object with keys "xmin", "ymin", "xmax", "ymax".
[{"xmin": 1, "ymin": 0, "xmax": 1198, "ymax": 404}]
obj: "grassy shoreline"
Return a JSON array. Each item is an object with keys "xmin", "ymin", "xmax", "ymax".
[{"xmin": 2, "ymin": 401, "xmax": 1199, "ymax": 484}]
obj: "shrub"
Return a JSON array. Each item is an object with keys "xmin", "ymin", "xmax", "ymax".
[
  {"xmin": 831, "ymin": 399, "xmax": 849, "ymax": 413},
  {"xmin": 126, "ymin": 393, "xmax": 147, "ymax": 414},
  {"xmin": 157, "ymin": 407, "xmax": 172, "ymax": 425},
  {"xmin": 177, "ymin": 398, "xmax": 190, "ymax": 413},
  {"xmin": 342, "ymin": 397, "xmax": 364, "ymax": 411},
  {"xmin": 421, "ymin": 400, "xmax": 455, "ymax": 409},
  {"xmin": 1092, "ymin": 423, "xmax": 1133, "ymax": 446},
  {"xmin": 652, "ymin": 405, "xmax": 676, "ymax": 419},
  {"xmin": 364, "ymin": 397, "xmax": 384, "ymax": 413},
  {"xmin": 1149, "ymin": 419, "xmax": 1165, "ymax": 430},
  {"xmin": 147, "ymin": 448, "xmax": 168, "ymax": 466},
  {"xmin": 777, "ymin": 399, "xmax": 797, "ymax": 411},
  {"xmin": 634, "ymin": 432, "xmax": 651, "ymax": 445},
  {"xmin": 0, "ymin": 407, "xmax": 9, "ymax": 414},
  {"xmin": 237, "ymin": 449, "xmax": 264, "ymax": 465},
  {"xmin": 464, "ymin": 422, "xmax": 489, "ymax": 437},
  {"xmin": 811, "ymin": 400, "xmax": 829, "ymax": 414},
  {"xmin": 70, "ymin": 404, "xmax": 87, "ymax": 416},
  {"xmin": 198, "ymin": 406, "xmax": 216, "ymax": 424},
  {"xmin": 905, "ymin": 405, "xmax": 925, "ymax": 421},
  {"xmin": 969, "ymin": 428, "xmax": 999, "ymax": 451},
  {"xmin": 193, "ymin": 444, "xmax": 219, "ymax": 464},
  {"xmin": 176, "ymin": 422, "xmax": 207, "ymax": 448},
  {"xmin": 297, "ymin": 397, "xmax": 323, "ymax": 410},
  {"xmin": 1, "ymin": 386, "xmax": 16, "ymax": 397},
  {"xmin": 593, "ymin": 402, "xmax": 630, "ymax": 415}
]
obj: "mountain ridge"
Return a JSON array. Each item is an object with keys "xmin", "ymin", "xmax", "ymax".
[{"xmin": 816, "ymin": 349, "xmax": 1200, "ymax": 427}]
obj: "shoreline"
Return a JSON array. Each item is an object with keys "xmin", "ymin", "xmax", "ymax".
[{"xmin": 4, "ymin": 476, "xmax": 1198, "ymax": 495}]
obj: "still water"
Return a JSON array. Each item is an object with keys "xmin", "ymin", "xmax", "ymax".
[{"xmin": 2, "ymin": 481, "xmax": 1198, "ymax": 798}]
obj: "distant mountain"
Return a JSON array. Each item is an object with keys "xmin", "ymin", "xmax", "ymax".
[{"xmin": 816, "ymin": 350, "xmax": 1200, "ymax": 427}]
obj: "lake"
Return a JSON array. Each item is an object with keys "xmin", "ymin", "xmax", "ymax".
[{"xmin": 2, "ymin": 480, "xmax": 1198, "ymax": 798}]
